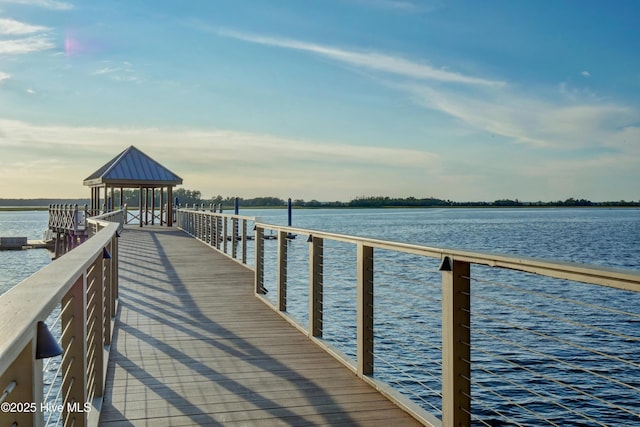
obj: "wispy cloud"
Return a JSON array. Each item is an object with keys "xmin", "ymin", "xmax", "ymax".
[
  {"xmin": 91, "ymin": 62, "xmax": 141, "ymax": 82},
  {"xmin": 0, "ymin": 119, "xmax": 438, "ymax": 198},
  {"xmin": 92, "ymin": 67, "xmax": 120, "ymax": 75},
  {"xmin": 0, "ymin": 0, "xmax": 73, "ymax": 10},
  {"xmin": 407, "ymin": 83, "xmax": 638, "ymax": 151},
  {"xmin": 217, "ymin": 28, "xmax": 639, "ymax": 153},
  {"xmin": 581, "ymin": 70, "xmax": 591, "ymax": 77},
  {"xmin": 0, "ymin": 119, "xmax": 436, "ymax": 168},
  {"xmin": 349, "ymin": 0, "xmax": 441, "ymax": 13},
  {"xmin": 0, "ymin": 71, "xmax": 10, "ymax": 83},
  {"xmin": 0, "ymin": 17, "xmax": 53, "ymax": 55},
  {"xmin": 218, "ymin": 29, "xmax": 505, "ymax": 87},
  {"xmin": 0, "ymin": 18, "xmax": 49, "ymax": 34},
  {"xmin": 0, "ymin": 35, "xmax": 54, "ymax": 54}
]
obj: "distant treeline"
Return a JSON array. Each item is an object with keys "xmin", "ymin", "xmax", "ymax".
[
  {"xmin": 189, "ymin": 195, "xmax": 640, "ymax": 209},
  {"xmin": 2, "ymin": 193, "xmax": 638, "ymax": 209},
  {"xmin": 294, "ymin": 196, "xmax": 640, "ymax": 208}
]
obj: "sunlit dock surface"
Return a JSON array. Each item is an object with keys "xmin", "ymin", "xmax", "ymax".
[{"xmin": 99, "ymin": 226, "xmax": 420, "ymax": 426}]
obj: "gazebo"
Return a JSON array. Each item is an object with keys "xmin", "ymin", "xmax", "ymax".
[{"xmin": 83, "ymin": 146, "xmax": 183, "ymax": 227}]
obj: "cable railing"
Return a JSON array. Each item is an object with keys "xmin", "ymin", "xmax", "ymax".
[
  {"xmin": 178, "ymin": 210, "xmax": 640, "ymax": 426},
  {"xmin": 177, "ymin": 207, "xmax": 255, "ymax": 266},
  {"xmin": 0, "ymin": 211, "xmax": 122, "ymax": 427}
]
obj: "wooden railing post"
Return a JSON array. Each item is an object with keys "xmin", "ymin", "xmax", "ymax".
[
  {"xmin": 309, "ymin": 236, "xmax": 323, "ymax": 337},
  {"xmin": 255, "ymin": 227, "xmax": 265, "ymax": 294},
  {"xmin": 111, "ymin": 234, "xmax": 119, "ymax": 317},
  {"xmin": 103, "ymin": 243, "xmax": 112, "ymax": 346},
  {"xmin": 441, "ymin": 256, "xmax": 471, "ymax": 427},
  {"xmin": 86, "ymin": 253, "xmax": 105, "ymax": 401},
  {"xmin": 0, "ymin": 340, "xmax": 38, "ymax": 427},
  {"xmin": 61, "ymin": 275, "xmax": 88, "ymax": 427},
  {"xmin": 357, "ymin": 243, "xmax": 374, "ymax": 376},
  {"xmin": 278, "ymin": 230, "xmax": 288, "ymax": 311}
]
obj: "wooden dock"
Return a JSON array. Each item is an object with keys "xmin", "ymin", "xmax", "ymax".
[{"xmin": 99, "ymin": 226, "xmax": 421, "ymax": 426}]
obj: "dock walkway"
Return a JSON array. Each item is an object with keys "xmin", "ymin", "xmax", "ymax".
[{"xmin": 99, "ymin": 227, "xmax": 421, "ymax": 426}]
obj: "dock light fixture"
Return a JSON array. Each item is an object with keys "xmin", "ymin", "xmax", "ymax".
[
  {"xmin": 36, "ymin": 321, "xmax": 63, "ymax": 359},
  {"xmin": 116, "ymin": 230, "xmax": 121, "ymax": 238},
  {"xmin": 307, "ymin": 234, "xmax": 313, "ymax": 243},
  {"xmin": 103, "ymin": 247, "xmax": 112, "ymax": 259},
  {"xmin": 439, "ymin": 256, "xmax": 453, "ymax": 272}
]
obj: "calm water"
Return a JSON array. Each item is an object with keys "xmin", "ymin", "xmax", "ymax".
[
  {"xmin": 248, "ymin": 207, "xmax": 639, "ymax": 269},
  {"xmin": 3, "ymin": 208, "xmax": 637, "ymax": 292},
  {"xmin": 2, "ymin": 207, "xmax": 639, "ymax": 425},
  {"xmin": 0, "ymin": 210, "xmax": 51, "ymax": 295}
]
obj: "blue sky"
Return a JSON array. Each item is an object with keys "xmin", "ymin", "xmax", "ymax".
[{"xmin": 1, "ymin": 0, "xmax": 638, "ymax": 201}]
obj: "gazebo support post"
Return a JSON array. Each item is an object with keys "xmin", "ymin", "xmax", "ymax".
[
  {"xmin": 160, "ymin": 187, "xmax": 165, "ymax": 226},
  {"xmin": 167, "ymin": 186, "xmax": 173, "ymax": 227},
  {"xmin": 144, "ymin": 188, "xmax": 148, "ymax": 225},
  {"xmin": 151, "ymin": 188, "xmax": 155, "ymax": 225},
  {"xmin": 139, "ymin": 186, "xmax": 143, "ymax": 227}
]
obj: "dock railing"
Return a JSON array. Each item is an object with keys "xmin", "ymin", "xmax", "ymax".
[
  {"xmin": 48, "ymin": 204, "xmax": 87, "ymax": 234},
  {"xmin": 179, "ymin": 209, "xmax": 640, "ymax": 426},
  {"xmin": 177, "ymin": 207, "xmax": 255, "ymax": 265},
  {"xmin": 0, "ymin": 211, "xmax": 122, "ymax": 427}
]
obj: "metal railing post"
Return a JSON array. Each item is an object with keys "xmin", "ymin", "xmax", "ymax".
[
  {"xmin": 212, "ymin": 214, "xmax": 218, "ymax": 249},
  {"xmin": 278, "ymin": 230, "xmax": 288, "ymax": 311},
  {"xmin": 255, "ymin": 226, "xmax": 265, "ymax": 294},
  {"xmin": 208, "ymin": 214, "xmax": 214, "ymax": 246},
  {"xmin": 223, "ymin": 217, "xmax": 228, "ymax": 254},
  {"xmin": 241, "ymin": 219, "xmax": 247, "ymax": 265},
  {"xmin": 232, "ymin": 217, "xmax": 238, "ymax": 259},
  {"xmin": 357, "ymin": 243, "xmax": 374, "ymax": 376},
  {"xmin": 441, "ymin": 256, "xmax": 471, "ymax": 427},
  {"xmin": 309, "ymin": 236, "xmax": 323, "ymax": 337}
]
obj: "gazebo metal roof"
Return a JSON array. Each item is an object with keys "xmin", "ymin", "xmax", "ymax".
[{"xmin": 83, "ymin": 145, "xmax": 182, "ymax": 187}]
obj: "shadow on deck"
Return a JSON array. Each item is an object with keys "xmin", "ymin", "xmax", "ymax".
[{"xmin": 99, "ymin": 226, "xmax": 421, "ymax": 426}]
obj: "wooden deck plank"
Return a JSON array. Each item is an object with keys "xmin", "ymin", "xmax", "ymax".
[{"xmin": 99, "ymin": 227, "xmax": 422, "ymax": 426}]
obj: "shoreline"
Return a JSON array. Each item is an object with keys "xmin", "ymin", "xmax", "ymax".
[
  {"xmin": 2, "ymin": 205, "xmax": 638, "ymax": 212},
  {"xmin": 0, "ymin": 206, "xmax": 50, "ymax": 211}
]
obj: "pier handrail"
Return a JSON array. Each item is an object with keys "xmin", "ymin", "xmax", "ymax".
[
  {"xmin": 178, "ymin": 208, "xmax": 640, "ymax": 426},
  {"xmin": 88, "ymin": 210, "xmax": 125, "ymax": 235},
  {"xmin": 177, "ymin": 208, "xmax": 255, "ymax": 265},
  {"xmin": 0, "ymin": 215, "xmax": 121, "ymax": 426},
  {"xmin": 256, "ymin": 223, "xmax": 640, "ymax": 293},
  {"xmin": 251, "ymin": 222, "xmax": 640, "ymax": 426}
]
